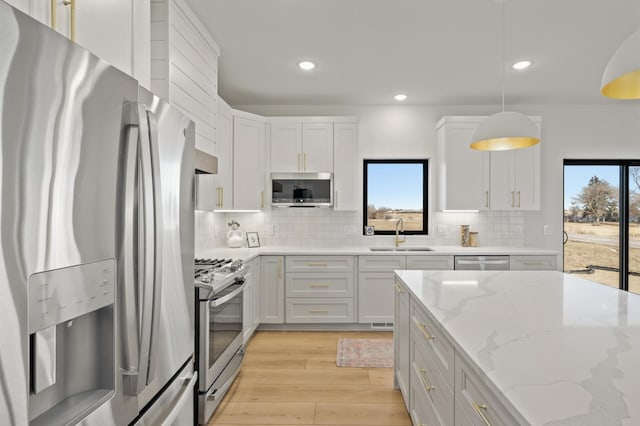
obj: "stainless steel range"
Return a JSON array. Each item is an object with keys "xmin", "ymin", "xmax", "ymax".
[{"xmin": 195, "ymin": 258, "xmax": 247, "ymax": 424}]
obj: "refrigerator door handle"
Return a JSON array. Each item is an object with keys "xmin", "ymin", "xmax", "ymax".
[
  {"xmin": 144, "ymin": 110, "xmax": 163, "ymax": 386},
  {"xmin": 121, "ymin": 122, "xmax": 141, "ymax": 396},
  {"xmin": 159, "ymin": 371, "xmax": 198, "ymax": 426}
]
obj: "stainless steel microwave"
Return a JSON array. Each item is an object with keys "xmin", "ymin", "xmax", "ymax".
[{"xmin": 271, "ymin": 173, "xmax": 333, "ymax": 207}]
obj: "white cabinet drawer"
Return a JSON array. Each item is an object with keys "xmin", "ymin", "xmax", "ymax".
[
  {"xmin": 411, "ymin": 299, "xmax": 454, "ymax": 388},
  {"xmin": 286, "ymin": 256, "xmax": 354, "ymax": 273},
  {"xmin": 411, "ymin": 329, "xmax": 454, "ymax": 426},
  {"xmin": 406, "ymin": 255, "xmax": 454, "ymax": 270},
  {"xmin": 409, "ymin": 371, "xmax": 442, "ymax": 426},
  {"xmin": 286, "ymin": 273, "xmax": 353, "ymax": 297},
  {"xmin": 455, "ymin": 352, "xmax": 519, "ymax": 426},
  {"xmin": 510, "ymin": 255, "xmax": 557, "ymax": 271},
  {"xmin": 359, "ymin": 255, "xmax": 406, "ymax": 272},
  {"xmin": 285, "ymin": 298, "xmax": 354, "ymax": 323}
]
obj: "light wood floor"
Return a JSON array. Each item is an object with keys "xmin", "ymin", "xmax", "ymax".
[{"xmin": 208, "ymin": 330, "xmax": 411, "ymax": 426}]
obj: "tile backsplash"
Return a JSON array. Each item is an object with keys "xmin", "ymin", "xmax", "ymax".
[{"xmin": 195, "ymin": 208, "xmax": 525, "ymax": 253}]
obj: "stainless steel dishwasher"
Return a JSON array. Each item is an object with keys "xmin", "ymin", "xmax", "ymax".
[{"xmin": 454, "ymin": 255, "xmax": 510, "ymax": 270}]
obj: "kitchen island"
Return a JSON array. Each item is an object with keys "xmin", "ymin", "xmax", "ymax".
[{"xmin": 394, "ymin": 269, "xmax": 640, "ymax": 425}]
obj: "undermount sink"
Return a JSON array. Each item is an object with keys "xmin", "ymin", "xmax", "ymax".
[{"xmin": 369, "ymin": 247, "xmax": 433, "ymax": 252}]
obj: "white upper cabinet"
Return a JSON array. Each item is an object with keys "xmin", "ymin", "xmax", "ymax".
[
  {"xmin": 9, "ymin": 0, "xmax": 148, "ymax": 85},
  {"xmin": 269, "ymin": 120, "xmax": 333, "ymax": 172},
  {"xmin": 302, "ymin": 123, "xmax": 333, "ymax": 172},
  {"xmin": 233, "ymin": 113, "xmax": 266, "ymax": 210},
  {"xmin": 333, "ymin": 123, "xmax": 359, "ymax": 211},
  {"xmin": 214, "ymin": 96, "xmax": 234, "ymax": 209},
  {"xmin": 437, "ymin": 117, "xmax": 490, "ymax": 211},
  {"xmin": 270, "ymin": 123, "xmax": 302, "ymax": 173},
  {"xmin": 437, "ymin": 116, "xmax": 541, "ymax": 211}
]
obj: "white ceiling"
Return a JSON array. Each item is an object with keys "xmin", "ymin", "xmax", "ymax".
[{"xmin": 185, "ymin": 0, "xmax": 640, "ymax": 106}]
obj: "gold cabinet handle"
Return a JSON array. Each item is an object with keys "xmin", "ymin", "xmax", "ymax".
[
  {"xmin": 394, "ymin": 284, "xmax": 405, "ymax": 293},
  {"xmin": 414, "ymin": 319, "xmax": 435, "ymax": 340},
  {"xmin": 310, "ymin": 284, "xmax": 330, "ymax": 288},
  {"xmin": 307, "ymin": 262, "xmax": 328, "ymax": 267},
  {"xmin": 511, "ymin": 191, "xmax": 515, "ymax": 208},
  {"xmin": 517, "ymin": 190, "xmax": 521, "ymax": 208},
  {"xmin": 485, "ymin": 190, "xmax": 489, "ymax": 208},
  {"xmin": 471, "ymin": 402, "xmax": 492, "ymax": 426},
  {"xmin": 51, "ymin": 0, "xmax": 76, "ymax": 42},
  {"xmin": 418, "ymin": 368, "xmax": 435, "ymax": 392},
  {"xmin": 309, "ymin": 309, "xmax": 329, "ymax": 314}
]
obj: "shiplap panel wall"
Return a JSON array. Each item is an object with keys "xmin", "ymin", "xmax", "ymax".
[{"xmin": 150, "ymin": 0, "xmax": 219, "ymax": 155}]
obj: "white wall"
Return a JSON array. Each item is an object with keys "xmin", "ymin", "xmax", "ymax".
[{"xmin": 232, "ymin": 103, "xmax": 640, "ymax": 260}]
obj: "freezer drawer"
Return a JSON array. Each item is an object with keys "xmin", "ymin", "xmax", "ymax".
[{"xmin": 133, "ymin": 361, "xmax": 197, "ymax": 426}]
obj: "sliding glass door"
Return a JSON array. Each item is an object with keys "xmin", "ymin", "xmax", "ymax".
[{"xmin": 563, "ymin": 160, "xmax": 640, "ymax": 292}]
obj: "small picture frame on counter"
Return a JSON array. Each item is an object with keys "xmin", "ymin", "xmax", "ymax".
[{"xmin": 246, "ymin": 232, "xmax": 260, "ymax": 248}]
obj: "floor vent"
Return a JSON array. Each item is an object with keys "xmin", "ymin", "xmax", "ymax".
[{"xmin": 371, "ymin": 322, "xmax": 394, "ymax": 329}]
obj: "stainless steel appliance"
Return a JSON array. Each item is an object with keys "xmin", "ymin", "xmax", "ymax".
[
  {"xmin": 0, "ymin": 3, "xmax": 196, "ymax": 424},
  {"xmin": 454, "ymin": 255, "xmax": 510, "ymax": 270},
  {"xmin": 271, "ymin": 173, "xmax": 333, "ymax": 207},
  {"xmin": 195, "ymin": 258, "xmax": 247, "ymax": 424}
]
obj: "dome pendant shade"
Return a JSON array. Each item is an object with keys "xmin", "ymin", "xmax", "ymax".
[
  {"xmin": 601, "ymin": 28, "xmax": 640, "ymax": 99},
  {"xmin": 470, "ymin": 112, "xmax": 540, "ymax": 151}
]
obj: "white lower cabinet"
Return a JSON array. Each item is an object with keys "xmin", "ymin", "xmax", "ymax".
[
  {"xmin": 260, "ymin": 256, "xmax": 285, "ymax": 324},
  {"xmin": 395, "ymin": 275, "xmax": 518, "ymax": 426},
  {"xmin": 393, "ymin": 278, "xmax": 410, "ymax": 407},
  {"xmin": 510, "ymin": 255, "xmax": 557, "ymax": 271},
  {"xmin": 285, "ymin": 256, "xmax": 355, "ymax": 323}
]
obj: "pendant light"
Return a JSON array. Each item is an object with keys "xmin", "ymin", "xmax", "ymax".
[
  {"xmin": 470, "ymin": 0, "xmax": 540, "ymax": 151},
  {"xmin": 601, "ymin": 28, "xmax": 640, "ymax": 99}
]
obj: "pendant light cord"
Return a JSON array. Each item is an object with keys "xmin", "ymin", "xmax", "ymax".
[{"xmin": 501, "ymin": 0, "xmax": 506, "ymax": 112}]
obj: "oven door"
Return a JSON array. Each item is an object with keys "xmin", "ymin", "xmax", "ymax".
[{"xmin": 199, "ymin": 280, "xmax": 245, "ymax": 392}]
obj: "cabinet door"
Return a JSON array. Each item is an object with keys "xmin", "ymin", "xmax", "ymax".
[
  {"xmin": 510, "ymin": 255, "xmax": 557, "ymax": 271},
  {"xmin": 260, "ymin": 256, "xmax": 285, "ymax": 323},
  {"xmin": 437, "ymin": 120, "xmax": 490, "ymax": 211},
  {"xmin": 302, "ymin": 123, "xmax": 333, "ymax": 172},
  {"xmin": 358, "ymin": 272, "xmax": 396, "ymax": 323},
  {"xmin": 333, "ymin": 123, "xmax": 359, "ymax": 211},
  {"xmin": 242, "ymin": 266, "xmax": 254, "ymax": 343},
  {"xmin": 394, "ymin": 279, "xmax": 410, "ymax": 407},
  {"xmin": 489, "ymin": 150, "xmax": 515, "ymax": 210},
  {"xmin": 233, "ymin": 116, "xmax": 265, "ymax": 210},
  {"xmin": 513, "ymin": 144, "xmax": 540, "ymax": 210},
  {"xmin": 252, "ymin": 257, "xmax": 261, "ymax": 330},
  {"xmin": 406, "ymin": 256, "xmax": 454, "ymax": 270},
  {"xmin": 216, "ymin": 98, "xmax": 234, "ymax": 209},
  {"xmin": 270, "ymin": 122, "xmax": 302, "ymax": 172}
]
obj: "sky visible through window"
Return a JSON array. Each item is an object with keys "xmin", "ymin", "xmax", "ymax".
[
  {"xmin": 367, "ymin": 163, "xmax": 423, "ymax": 210},
  {"xmin": 564, "ymin": 165, "xmax": 619, "ymax": 208}
]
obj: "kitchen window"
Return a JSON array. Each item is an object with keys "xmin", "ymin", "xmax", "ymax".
[{"xmin": 363, "ymin": 159, "xmax": 428, "ymax": 235}]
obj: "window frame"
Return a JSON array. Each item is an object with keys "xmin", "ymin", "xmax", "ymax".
[{"xmin": 362, "ymin": 159, "xmax": 429, "ymax": 235}]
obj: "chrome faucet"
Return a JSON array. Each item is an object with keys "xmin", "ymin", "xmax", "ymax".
[{"xmin": 395, "ymin": 218, "xmax": 406, "ymax": 247}]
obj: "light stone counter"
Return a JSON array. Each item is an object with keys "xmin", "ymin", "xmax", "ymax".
[
  {"xmin": 395, "ymin": 269, "xmax": 640, "ymax": 425},
  {"xmin": 197, "ymin": 245, "xmax": 558, "ymax": 262}
]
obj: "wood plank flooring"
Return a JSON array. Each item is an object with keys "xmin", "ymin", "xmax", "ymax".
[{"xmin": 209, "ymin": 331, "xmax": 411, "ymax": 426}]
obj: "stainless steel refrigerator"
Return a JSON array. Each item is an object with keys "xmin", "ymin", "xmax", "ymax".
[{"xmin": 0, "ymin": 2, "xmax": 196, "ymax": 425}]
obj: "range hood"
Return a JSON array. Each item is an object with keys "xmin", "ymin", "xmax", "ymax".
[{"xmin": 195, "ymin": 149, "xmax": 218, "ymax": 174}]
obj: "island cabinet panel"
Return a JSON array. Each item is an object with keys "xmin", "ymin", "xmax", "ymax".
[
  {"xmin": 393, "ymin": 278, "xmax": 410, "ymax": 407},
  {"xmin": 410, "ymin": 322, "xmax": 454, "ymax": 426},
  {"xmin": 455, "ymin": 352, "xmax": 519, "ymax": 426},
  {"xmin": 411, "ymin": 299, "xmax": 455, "ymax": 388}
]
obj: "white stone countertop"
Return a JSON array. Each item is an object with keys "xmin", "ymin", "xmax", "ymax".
[
  {"xmin": 197, "ymin": 245, "xmax": 558, "ymax": 262},
  {"xmin": 394, "ymin": 269, "xmax": 640, "ymax": 425}
]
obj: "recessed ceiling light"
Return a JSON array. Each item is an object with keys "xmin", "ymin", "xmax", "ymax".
[
  {"xmin": 297, "ymin": 61, "xmax": 316, "ymax": 71},
  {"xmin": 512, "ymin": 60, "xmax": 532, "ymax": 70},
  {"xmin": 394, "ymin": 94, "xmax": 407, "ymax": 101}
]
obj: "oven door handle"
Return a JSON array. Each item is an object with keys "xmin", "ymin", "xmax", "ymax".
[{"xmin": 209, "ymin": 281, "xmax": 246, "ymax": 308}]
